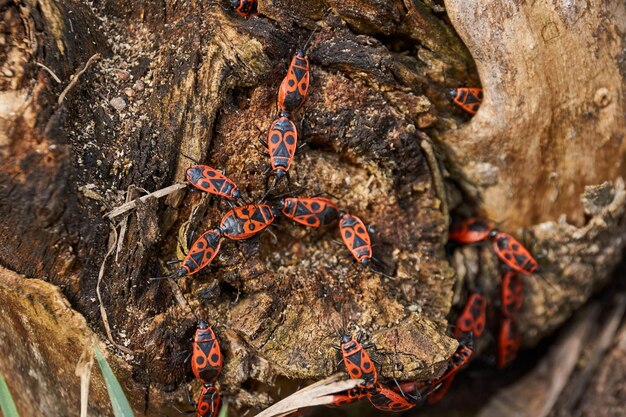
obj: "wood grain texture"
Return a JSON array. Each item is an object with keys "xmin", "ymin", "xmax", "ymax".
[
  {"xmin": 1, "ymin": 0, "xmax": 625, "ymax": 414},
  {"xmin": 444, "ymin": 0, "xmax": 626, "ymax": 227}
]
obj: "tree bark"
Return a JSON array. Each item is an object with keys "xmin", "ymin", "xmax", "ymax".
[
  {"xmin": 443, "ymin": 0, "xmax": 626, "ymax": 343},
  {"xmin": 0, "ymin": 0, "xmax": 625, "ymax": 415}
]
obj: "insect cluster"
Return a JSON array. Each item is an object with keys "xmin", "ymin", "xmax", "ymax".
[
  {"xmin": 159, "ymin": 45, "xmax": 380, "ymax": 283},
  {"xmin": 323, "ymin": 216, "xmax": 540, "ymax": 410},
  {"xmin": 450, "ymin": 218, "xmax": 538, "ymax": 367},
  {"xmin": 156, "ymin": 4, "xmax": 390, "ymax": 415},
  {"xmin": 328, "ymin": 332, "xmax": 475, "ymax": 411},
  {"xmin": 155, "ymin": 3, "xmax": 539, "ymax": 415}
]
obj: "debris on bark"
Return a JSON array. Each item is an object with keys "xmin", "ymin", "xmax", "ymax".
[{"xmin": 1, "ymin": 0, "xmax": 625, "ymax": 414}]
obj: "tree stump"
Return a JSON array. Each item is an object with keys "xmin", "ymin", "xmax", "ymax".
[{"xmin": 0, "ymin": 0, "xmax": 624, "ymax": 415}]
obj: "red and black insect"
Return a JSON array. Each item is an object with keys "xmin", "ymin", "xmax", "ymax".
[
  {"xmin": 449, "ymin": 217, "xmax": 494, "ymax": 244},
  {"xmin": 186, "ymin": 165, "xmax": 242, "ymax": 201},
  {"xmin": 424, "ymin": 375, "xmax": 454, "ymax": 405},
  {"xmin": 367, "ymin": 383, "xmax": 415, "ymax": 412},
  {"xmin": 219, "ymin": 204, "xmax": 275, "ymax": 240},
  {"xmin": 278, "ymin": 197, "xmax": 340, "ymax": 228},
  {"xmin": 259, "ymin": 114, "xmax": 298, "ymax": 185},
  {"xmin": 230, "ymin": 0, "xmax": 257, "ymax": 18},
  {"xmin": 339, "ymin": 213, "xmax": 372, "ymax": 265},
  {"xmin": 152, "ymin": 229, "xmax": 223, "ymax": 280},
  {"xmin": 278, "ymin": 50, "xmax": 310, "ymax": 116},
  {"xmin": 452, "ymin": 292, "xmax": 487, "ymax": 339},
  {"xmin": 440, "ymin": 338, "xmax": 474, "ymax": 380},
  {"xmin": 497, "ymin": 318, "xmax": 521, "ymax": 368},
  {"xmin": 328, "ymin": 387, "xmax": 368, "ymax": 407},
  {"xmin": 501, "ymin": 270, "xmax": 524, "ymax": 318},
  {"xmin": 191, "ymin": 321, "xmax": 223, "ymax": 384},
  {"xmin": 334, "ymin": 334, "xmax": 378, "ymax": 389},
  {"xmin": 395, "ymin": 380, "xmax": 428, "ymax": 400},
  {"xmin": 489, "ymin": 230, "xmax": 540, "ymax": 275},
  {"xmin": 196, "ymin": 384, "xmax": 221, "ymax": 417},
  {"xmin": 450, "ymin": 87, "xmax": 483, "ymax": 115},
  {"xmin": 426, "ymin": 375, "xmax": 454, "ymax": 404},
  {"xmin": 425, "ymin": 337, "xmax": 474, "ymax": 404}
]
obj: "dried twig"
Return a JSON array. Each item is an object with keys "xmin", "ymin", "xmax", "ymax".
[
  {"xmin": 36, "ymin": 62, "xmax": 62, "ymax": 83},
  {"xmin": 75, "ymin": 338, "xmax": 95, "ymax": 417},
  {"xmin": 104, "ymin": 183, "xmax": 187, "ymax": 219},
  {"xmin": 96, "ymin": 223, "xmax": 134, "ymax": 355},
  {"xmin": 419, "ymin": 135, "xmax": 450, "ymax": 231},
  {"xmin": 254, "ymin": 374, "xmax": 363, "ymax": 417},
  {"xmin": 58, "ymin": 53, "xmax": 101, "ymax": 104},
  {"xmin": 115, "ymin": 185, "xmax": 137, "ymax": 263}
]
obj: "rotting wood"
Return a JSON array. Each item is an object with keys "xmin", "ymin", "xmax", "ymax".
[
  {"xmin": 443, "ymin": 0, "xmax": 626, "ymax": 345},
  {"xmin": 0, "ymin": 0, "xmax": 625, "ymax": 415}
]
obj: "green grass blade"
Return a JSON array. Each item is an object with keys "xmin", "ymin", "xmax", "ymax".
[
  {"xmin": 0, "ymin": 371, "xmax": 20, "ymax": 417},
  {"xmin": 93, "ymin": 345, "xmax": 135, "ymax": 417},
  {"xmin": 217, "ymin": 403, "xmax": 228, "ymax": 417}
]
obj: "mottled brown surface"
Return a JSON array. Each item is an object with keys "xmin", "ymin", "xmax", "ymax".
[
  {"xmin": 0, "ymin": 0, "xmax": 461, "ymax": 413},
  {"xmin": 0, "ymin": 265, "xmax": 137, "ymax": 417},
  {"xmin": 1, "ymin": 0, "xmax": 626, "ymax": 415}
]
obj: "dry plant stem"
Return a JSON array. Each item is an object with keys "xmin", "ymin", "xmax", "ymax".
[
  {"xmin": 75, "ymin": 341, "xmax": 95, "ymax": 417},
  {"xmin": 553, "ymin": 293, "xmax": 626, "ymax": 417},
  {"xmin": 115, "ymin": 185, "xmax": 140, "ymax": 263},
  {"xmin": 96, "ymin": 223, "xmax": 134, "ymax": 355},
  {"xmin": 254, "ymin": 375, "xmax": 364, "ymax": 417},
  {"xmin": 57, "ymin": 53, "xmax": 101, "ymax": 104},
  {"xmin": 477, "ymin": 303, "xmax": 600, "ymax": 417},
  {"xmin": 104, "ymin": 183, "xmax": 187, "ymax": 219},
  {"xmin": 420, "ymin": 135, "xmax": 449, "ymax": 231},
  {"xmin": 35, "ymin": 62, "xmax": 61, "ymax": 83}
]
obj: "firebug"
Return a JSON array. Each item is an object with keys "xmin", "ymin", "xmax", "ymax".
[
  {"xmin": 191, "ymin": 321, "xmax": 223, "ymax": 384},
  {"xmin": 450, "ymin": 87, "xmax": 483, "ymax": 115},
  {"xmin": 453, "ymin": 292, "xmax": 487, "ymax": 339},
  {"xmin": 278, "ymin": 197, "xmax": 340, "ymax": 228},
  {"xmin": 219, "ymin": 204, "xmax": 275, "ymax": 240},
  {"xmin": 333, "ymin": 334, "xmax": 378, "ymax": 389}
]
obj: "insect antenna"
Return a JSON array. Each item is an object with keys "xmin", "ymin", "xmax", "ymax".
[
  {"xmin": 258, "ymin": 186, "xmax": 275, "ymax": 204},
  {"xmin": 392, "ymin": 378, "xmax": 422, "ymax": 403},
  {"xmin": 535, "ymin": 271, "xmax": 558, "ymax": 291},
  {"xmin": 179, "ymin": 151, "xmax": 201, "ymax": 165},
  {"xmin": 270, "ymin": 187, "xmax": 305, "ymax": 199},
  {"xmin": 301, "ymin": 8, "xmax": 332, "ymax": 53},
  {"xmin": 238, "ymin": 193, "xmax": 252, "ymax": 206},
  {"xmin": 172, "ymin": 405, "xmax": 196, "ymax": 415},
  {"xmin": 311, "ymin": 190, "xmax": 344, "ymax": 201},
  {"xmin": 371, "ymin": 267, "xmax": 396, "ymax": 281},
  {"xmin": 149, "ymin": 272, "xmax": 179, "ymax": 281},
  {"xmin": 265, "ymin": 227, "xmax": 279, "ymax": 244}
]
